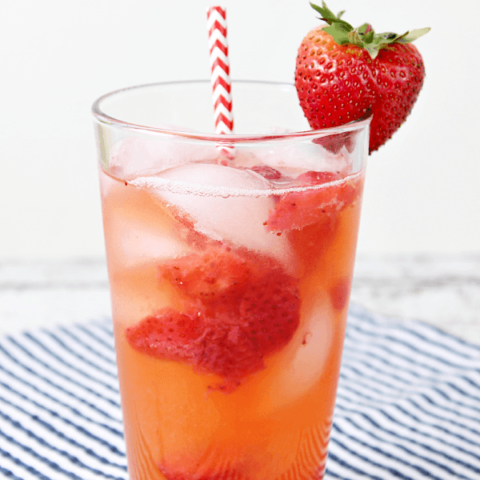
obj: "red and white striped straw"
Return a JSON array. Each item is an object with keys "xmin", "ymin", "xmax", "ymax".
[{"xmin": 206, "ymin": 6, "xmax": 234, "ymax": 160}]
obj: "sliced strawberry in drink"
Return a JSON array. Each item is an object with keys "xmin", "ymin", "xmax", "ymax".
[
  {"xmin": 296, "ymin": 171, "xmax": 341, "ymax": 186},
  {"xmin": 125, "ymin": 309, "xmax": 204, "ymax": 363},
  {"xmin": 266, "ymin": 171, "xmax": 338, "ymax": 232},
  {"xmin": 330, "ymin": 277, "xmax": 352, "ymax": 311},
  {"xmin": 250, "ymin": 165, "xmax": 282, "ymax": 180},
  {"xmin": 125, "ymin": 307, "xmax": 266, "ymax": 391},
  {"xmin": 239, "ymin": 265, "xmax": 300, "ymax": 352},
  {"xmin": 314, "ymin": 131, "xmax": 358, "ymax": 154},
  {"xmin": 126, "ymin": 247, "xmax": 300, "ymax": 391},
  {"xmin": 172, "ymin": 209, "xmax": 219, "ymax": 250},
  {"xmin": 266, "ymin": 171, "xmax": 362, "ymax": 233},
  {"xmin": 160, "ymin": 246, "xmax": 252, "ymax": 313}
]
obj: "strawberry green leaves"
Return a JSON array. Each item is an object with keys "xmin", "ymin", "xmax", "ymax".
[
  {"xmin": 310, "ymin": 1, "xmax": 349, "ymax": 29},
  {"xmin": 310, "ymin": 1, "xmax": 430, "ymax": 59},
  {"xmin": 397, "ymin": 28, "xmax": 432, "ymax": 43}
]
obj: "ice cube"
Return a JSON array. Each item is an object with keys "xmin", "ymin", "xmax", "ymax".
[
  {"xmin": 256, "ymin": 293, "xmax": 334, "ymax": 413},
  {"xmin": 252, "ymin": 142, "xmax": 352, "ymax": 176},
  {"xmin": 131, "ymin": 163, "xmax": 293, "ymax": 264},
  {"xmin": 101, "ymin": 171, "xmax": 191, "ymax": 269},
  {"xmin": 109, "ymin": 213, "xmax": 190, "ymax": 268},
  {"xmin": 109, "ymin": 133, "xmax": 217, "ymax": 180}
]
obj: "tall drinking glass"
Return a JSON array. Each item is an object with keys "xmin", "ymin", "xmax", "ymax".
[{"xmin": 93, "ymin": 80, "xmax": 370, "ymax": 480}]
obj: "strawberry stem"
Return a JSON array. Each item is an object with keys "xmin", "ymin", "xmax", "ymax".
[{"xmin": 310, "ymin": 1, "xmax": 430, "ymax": 59}]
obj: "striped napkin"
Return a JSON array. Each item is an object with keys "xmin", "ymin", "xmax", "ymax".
[{"xmin": 1, "ymin": 305, "xmax": 479, "ymax": 480}]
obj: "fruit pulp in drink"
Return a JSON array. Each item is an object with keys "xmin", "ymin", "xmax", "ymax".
[{"xmin": 99, "ymin": 161, "xmax": 365, "ymax": 480}]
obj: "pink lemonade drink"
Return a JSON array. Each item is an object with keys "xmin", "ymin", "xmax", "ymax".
[{"xmin": 93, "ymin": 81, "xmax": 371, "ymax": 480}]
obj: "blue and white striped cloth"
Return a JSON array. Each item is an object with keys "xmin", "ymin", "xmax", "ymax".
[{"xmin": 1, "ymin": 305, "xmax": 479, "ymax": 480}]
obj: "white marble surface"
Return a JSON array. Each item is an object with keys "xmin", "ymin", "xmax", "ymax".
[
  {"xmin": 350, "ymin": 254, "xmax": 480, "ymax": 343},
  {"xmin": 1, "ymin": 255, "xmax": 479, "ymax": 344}
]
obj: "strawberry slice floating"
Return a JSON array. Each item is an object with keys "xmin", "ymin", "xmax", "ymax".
[{"xmin": 295, "ymin": 1, "xmax": 429, "ymax": 153}]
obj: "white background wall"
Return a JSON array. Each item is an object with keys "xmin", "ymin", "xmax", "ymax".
[{"xmin": 1, "ymin": 0, "xmax": 479, "ymax": 259}]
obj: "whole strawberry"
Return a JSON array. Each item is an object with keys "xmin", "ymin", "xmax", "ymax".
[{"xmin": 295, "ymin": 2, "xmax": 430, "ymax": 153}]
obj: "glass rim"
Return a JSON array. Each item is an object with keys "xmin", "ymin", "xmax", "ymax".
[{"xmin": 92, "ymin": 79, "xmax": 372, "ymax": 143}]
